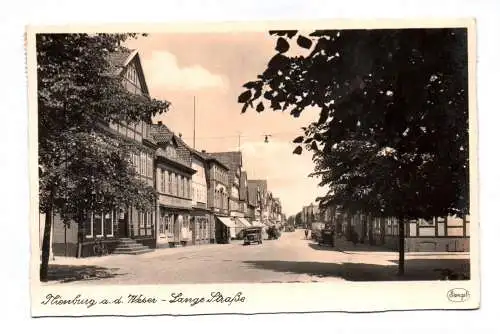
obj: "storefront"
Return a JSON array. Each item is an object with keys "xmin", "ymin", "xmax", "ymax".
[
  {"xmin": 157, "ymin": 206, "xmax": 191, "ymax": 247},
  {"xmin": 215, "ymin": 215, "xmax": 236, "ymax": 243},
  {"xmin": 191, "ymin": 209, "xmax": 211, "ymax": 245}
]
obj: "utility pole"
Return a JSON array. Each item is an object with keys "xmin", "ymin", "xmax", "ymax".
[{"xmin": 193, "ymin": 96, "xmax": 196, "ymax": 149}]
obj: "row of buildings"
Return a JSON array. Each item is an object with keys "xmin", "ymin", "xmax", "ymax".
[
  {"xmin": 39, "ymin": 48, "xmax": 284, "ymax": 258},
  {"xmin": 297, "ymin": 203, "xmax": 470, "ymax": 252}
]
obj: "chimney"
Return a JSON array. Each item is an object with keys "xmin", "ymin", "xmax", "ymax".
[
  {"xmin": 179, "ymin": 133, "xmax": 182, "ymax": 138},
  {"xmin": 158, "ymin": 121, "xmax": 163, "ymax": 125},
  {"xmin": 201, "ymin": 150, "xmax": 206, "ymax": 153}
]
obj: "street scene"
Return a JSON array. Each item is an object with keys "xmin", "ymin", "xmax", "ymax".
[
  {"xmin": 36, "ymin": 27, "xmax": 471, "ymax": 284},
  {"xmin": 44, "ymin": 229, "xmax": 469, "ymax": 285}
]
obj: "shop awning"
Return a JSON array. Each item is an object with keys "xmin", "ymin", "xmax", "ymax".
[
  {"xmin": 216, "ymin": 216, "xmax": 236, "ymax": 228},
  {"xmin": 236, "ymin": 217, "xmax": 252, "ymax": 228}
]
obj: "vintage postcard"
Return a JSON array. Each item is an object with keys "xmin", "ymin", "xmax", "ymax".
[{"xmin": 27, "ymin": 18, "xmax": 479, "ymax": 317}]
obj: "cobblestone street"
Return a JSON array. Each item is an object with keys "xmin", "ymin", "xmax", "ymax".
[{"xmin": 44, "ymin": 230, "xmax": 469, "ymax": 285}]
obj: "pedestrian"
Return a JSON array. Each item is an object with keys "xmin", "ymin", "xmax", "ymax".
[{"xmin": 304, "ymin": 229, "xmax": 309, "ymax": 239}]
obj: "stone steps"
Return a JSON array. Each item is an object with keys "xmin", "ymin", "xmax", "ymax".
[{"xmin": 113, "ymin": 238, "xmax": 153, "ymax": 255}]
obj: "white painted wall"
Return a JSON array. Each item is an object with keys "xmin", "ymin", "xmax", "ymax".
[{"xmin": 191, "ymin": 157, "xmax": 207, "ymax": 205}]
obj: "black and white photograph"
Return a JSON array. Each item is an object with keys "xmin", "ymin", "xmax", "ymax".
[{"xmin": 27, "ymin": 19, "xmax": 479, "ymax": 316}]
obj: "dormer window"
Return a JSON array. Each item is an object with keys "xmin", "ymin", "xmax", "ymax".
[{"xmin": 165, "ymin": 144, "xmax": 178, "ymax": 159}]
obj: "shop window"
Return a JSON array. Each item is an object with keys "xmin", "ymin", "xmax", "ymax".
[
  {"xmin": 104, "ymin": 212, "xmax": 113, "ymax": 236},
  {"xmin": 86, "ymin": 211, "xmax": 115, "ymax": 238},
  {"xmin": 159, "ymin": 215, "xmax": 166, "ymax": 236},
  {"xmin": 84, "ymin": 212, "xmax": 93, "ymax": 238},
  {"xmin": 139, "ymin": 211, "xmax": 145, "ymax": 236},
  {"xmin": 146, "ymin": 212, "xmax": 152, "ymax": 236}
]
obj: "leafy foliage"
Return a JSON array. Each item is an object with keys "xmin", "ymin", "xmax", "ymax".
[
  {"xmin": 37, "ymin": 33, "xmax": 170, "ymax": 223},
  {"xmin": 239, "ymin": 29, "xmax": 469, "ymax": 219}
]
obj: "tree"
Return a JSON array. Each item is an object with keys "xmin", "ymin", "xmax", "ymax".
[
  {"xmin": 295, "ymin": 212, "xmax": 303, "ymax": 227},
  {"xmin": 239, "ymin": 29, "xmax": 469, "ymax": 275},
  {"xmin": 37, "ymin": 34, "xmax": 170, "ymax": 281}
]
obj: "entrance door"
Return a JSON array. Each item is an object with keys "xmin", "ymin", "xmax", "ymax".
[
  {"xmin": 117, "ymin": 210, "xmax": 128, "ymax": 238},
  {"xmin": 193, "ymin": 217, "xmax": 198, "ymax": 245}
]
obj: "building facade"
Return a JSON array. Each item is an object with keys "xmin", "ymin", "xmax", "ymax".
[
  {"xmin": 210, "ymin": 152, "xmax": 250, "ymax": 237},
  {"xmin": 151, "ymin": 123, "xmax": 197, "ymax": 248},
  {"xmin": 336, "ymin": 211, "xmax": 470, "ymax": 252},
  {"xmin": 302, "ymin": 204, "xmax": 320, "ymax": 229},
  {"xmin": 188, "ymin": 149, "xmax": 211, "ymax": 245},
  {"xmin": 248, "ymin": 179, "xmax": 267, "ymax": 224},
  {"xmin": 48, "ymin": 48, "xmax": 159, "ymax": 257},
  {"xmin": 203, "ymin": 152, "xmax": 233, "ymax": 243}
]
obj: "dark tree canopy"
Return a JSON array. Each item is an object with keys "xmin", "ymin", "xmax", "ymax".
[
  {"xmin": 239, "ymin": 29, "xmax": 469, "ymax": 220},
  {"xmin": 37, "ymin": 33, "xmax": 170, "ymax": 222}
]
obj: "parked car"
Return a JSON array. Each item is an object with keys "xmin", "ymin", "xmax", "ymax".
[
  {"xmin": 318, "ymin": 226, "xmax": 335, "ymax": 247},
  {"xmin": 266, "ymin": 225, "xmax": 281, "ymax": 240},
  {"xmin": 242, "ymin": 227, "xmax": 263, "ymax": 245}
]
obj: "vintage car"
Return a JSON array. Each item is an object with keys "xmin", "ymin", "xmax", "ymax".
[
  {"xmin": 318, "ymin": 225, "xmax": 335, "ymax": 247},
  {"xmin": 242, "ymin": 227, "xmax": 263, "ymax": 245}
]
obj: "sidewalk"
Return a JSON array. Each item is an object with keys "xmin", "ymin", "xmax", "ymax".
[
  {"xmin": 332, "ymin": 236, "xmax": 393, "ymax": 254},
  {"xmin": 48, "ymin": 241, "xmax": 237, "ymax": 266},
  {"xmin": 332, "ymin": 237, "xmax": 469, "ymax": 257}
]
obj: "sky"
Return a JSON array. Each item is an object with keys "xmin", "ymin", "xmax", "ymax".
[{"xmin": 125, "ymin": 33, "xmax": 326, "ymax": 216}]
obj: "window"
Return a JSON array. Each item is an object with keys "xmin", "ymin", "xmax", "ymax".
[
  {"xmin": 139, "ymin": 211, "xmax": 145, "ymax": 236},
  {"xmin": 161, "ymin": 170, "xmax": 165, "ymax": 193},
  {"xmin": 85, "ymin": 211, "xmax": 115, "ymax": 238},
  {"xmin": 172, "ymin": 173, "xmax": 177, "ymax": 196},
  {"xmin": 104, "ymin": 212, "xmax": 113, "ymax": 236},
  {"xmin": 167, "ymin": 215, "xmax": 174, "ymax": 234},
  {"xmin": 84, "ymin": 212, "xmax": 93, "ymax": 238},
  {"xmin": 139, "ymin": 152, "xmax": 144, "ymax": 176},
  {"xmin": 177, "ymin": 175, "xmax": 181, "ymax": 196},
  {"xmin": 146, "ymin": 212, "xmax": 152, "ymax": 236},
  {"xmin": 133, "ymin": 154, "xmax": 139, "ymax": 174},
  {"xmin": 181, "ymin": 177, "xmax": 185, "ymax": 198},
  {"xmin": 119, "ymin": 123, "xmax": 127, "ymax": 136},
  {"xmin": 168, "ymin": 172, "xmax": 172, "ymax": 194},
  {"xmin": 94, "ymin": 212, "xmax": 103, "ymax": 237},
  {"xmin": 146, "ymin": 156, "xmax": 152, "ymax": 178},
  {"xmin": 159, "ymin": 215, "xmax": 166, "ymax": 236}
]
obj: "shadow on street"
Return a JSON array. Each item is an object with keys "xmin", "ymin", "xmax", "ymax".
[
  {"xmin": 46, "ymin": 264, "xmax": 125, "ymax": 283},
  {"xmin": 389, "ymin": 258, "xmax": 470, "ymax": 280},
  {"xmin": 307, "ymin": 239, "xmax": 392, "ymax": 253},
  {"xmin": 243, "ymin": 259, "xmax": 470, "ymax": 281}
]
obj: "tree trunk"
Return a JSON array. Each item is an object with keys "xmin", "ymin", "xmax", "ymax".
[
  {"xmin": 398, "ymin": 218, "xmax": 405, "ymax": 276},
  {"xmin": 40, "ymin": 208, "xmax": 53, "ymax": 282}
]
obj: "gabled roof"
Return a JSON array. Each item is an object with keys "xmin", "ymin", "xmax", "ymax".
[
  {"xmin": 209, "ymin": 151, "xmax": 243, "ymax": 183},
  {"xmin": 150, "ymin": 123, "xmax": 192, "ymax": 168},
  {"xmin": 107, "ymin": 47, "xmax": 150, "ymax": 96},
  {"xmin": 189, "ymin": 149, "xmax": 230, "ymax": 170},
  {"xmin": 248, "ymin": 179, "xmax": 267, "ymax": 193},
  {"xmin": 173, "ymin": 135, "xmax": 193, "ymax": 165},
  {"xmin": 247, "ymin": 182, "xmax": 258, "ymax": 206},
  {"xmin": 150, "ymin": 123, "xmax": 174, "ymax": 143}
]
